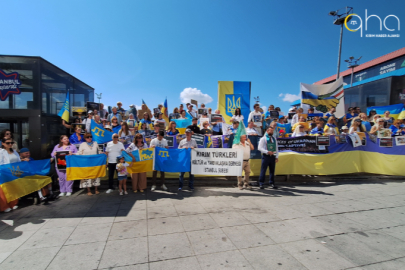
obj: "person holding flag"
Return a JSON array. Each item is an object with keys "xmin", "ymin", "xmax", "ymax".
[
  {"xmin": 232, "ymin": 121, "xmax": 254, "ymax": 190},
  {"xmin": 161, "ymin": 97, "xmax": 169, "ymax": 124}
]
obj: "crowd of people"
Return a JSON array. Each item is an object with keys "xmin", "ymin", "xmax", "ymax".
[{"xmin": 1, "ymin": 100, "xmax": 405, "ymax": 214}]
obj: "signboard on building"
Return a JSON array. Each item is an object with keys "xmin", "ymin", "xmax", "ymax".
[{"xmin": 0, "ymin": 69, "xmax": 22, "ymax": 101}]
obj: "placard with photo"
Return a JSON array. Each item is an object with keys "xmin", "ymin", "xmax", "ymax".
[
  {"xmin": 164, "ymin": 136, "xmax": 174, "ymax": 147},
  {"xmin": 377, "ymin": 128, "xmax": 392, "ymax": 138},
  {"xmin": 72, "ymin": 107, "xmax": 87, "ymax": 117},
  {"xmin": 380, "ymin": 137, "xmax": 394, "ymax": 147},
  {"xmin": 316, "ymin": 136, "xmax": 330, "ymax": 146},
  {"xmin": 210, "ymin": 114, "xmax": 223, "ymax": 123},
  {"xmin": 86, "ymin": 102, "xmax": 100, "ymax": 112},
  {"xmin": 395, "ymin": 136, "xmax": 405, "ymax": 146},
  {"xmin": 191, "ymin": 99, "xmax": 198, "ymax": 108},
  {"xmin": 269, "ymin": 111, "xmax": 279, "ymax": 119},
  {"xmin": 288, "ymin": 112, "xmax": 295, "ymax": 120},
  {"xmin": 335, "ymin": 134, "xmax": 347, "ymax": 144},
  {"xmin": 198, "ymin": 108, "xmax": 207, "ymax": 115},
  {"xmin": 153, "ymin": 108, "xmax": 160, "ymax": 114},
  {"xmin": 357, "ymin": 132, "xmax": 367, "ymax": 146},
  {"xmin": 70, "ymin": 123, "xmax": 86, "ymax": 134},
  {"xmin": 56, "ymin": 151, "xmax": 69, "ymax": 171},
  {"xmin": 127, "ymin": 119, "xmax": 136, "ymax": 128}
]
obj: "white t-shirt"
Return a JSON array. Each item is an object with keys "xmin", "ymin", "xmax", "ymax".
[
  {"xmin": 246, "ymin": 127, "xmax": 258, "ymax": 136},
  {"xmin": 231, "ymin": 115, "xmax": 244, "ymax": 122},
  {"xmin": 178, "ymin": 138, "xmax": 197, "ymax": 149},
  {"xmin": 349, "ymin": 126, "xmax": 360, "ymax": 134},
  {"xmin": 106, "ymin": 141, "xmax": 125, "ymax": 163},
  {"xmin": 150, "ymin": 138, "xmax": 168, "ymax": 148},
  {"xmin": 82, "ymin": 118, "xmax": 92, "ymax": 133},
  {"xmin": 248, "ymin": 111, "xmax": 263, "ymax": 127}
]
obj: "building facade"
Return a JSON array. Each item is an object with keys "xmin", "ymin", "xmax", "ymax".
[
  {"xmin": 314, "ymin": 47, "xmax": 405, "ymax": 112},
  {"xmin": 0, "ymin": 55, "xmax": 94, "ymax": 159}
]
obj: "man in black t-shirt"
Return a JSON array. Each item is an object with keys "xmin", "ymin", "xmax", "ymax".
[{"xmin": 187, "ymin": 118, "xmax": 200, "ymax": 134}]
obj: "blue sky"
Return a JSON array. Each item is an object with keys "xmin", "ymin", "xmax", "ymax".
[{"xmin": 2, "ymin": 0, "xmax": 404, "ymax": 114}]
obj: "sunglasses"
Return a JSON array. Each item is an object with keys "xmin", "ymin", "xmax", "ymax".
[
  {"xmin": 113, "ymin": 136, "xmax": 119, "ymax": 139},
  {"xmin": 85, "ymin": 136, "xmax": 93, "ymax": 139},
  {"xmin": 4, "ymin": 142, "xmax": 14, "ymax": 145},
  {"xmin": 5, "ymin": 133, "xmax": 11, "ymax": 135}
]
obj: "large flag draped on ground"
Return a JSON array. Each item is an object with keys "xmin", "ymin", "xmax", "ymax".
[
  {"xmin": 300, "ymin": 77, "xmax": 345, "ymax": 118},
  {"xmin": 122, "ymin": 148, "xmax": 154, "ymax": 173},
  {"xmin": 57, "ymin": 90, "xmax": 70, "ymax": 122},
  {"xmin": 161, "ymin": 97, "xmax": 169, "ymax": 124},
  {"xmin": 367, "ymin": 104, "xmax": 404, "ymax": 119},
  {"xmin": 0, "ymin": 160, "xmax": 51, "ymax": 202},
  {"xmin": 218, "ymin": 81, "xmax": 251, "ymax": 127},
  {"xmin": 90, "ymin": 120, "xmax": 114, "ymax": 144},
  {"xmin": 153, "ymin": 147, "xmax": 191, "ymax": 172},
  {"xmin": 66, "ymin": 154, "xmax": 107, "ymax": 181}
]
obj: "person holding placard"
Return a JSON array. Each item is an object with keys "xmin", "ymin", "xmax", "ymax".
[
  {"xmin": 139, "ymin": 112, "xmax": 153, "ymax": 130},
  {"xmin": 248, "ymin": 104, "xmax": 263, "ymax": 131},
  {"xmin": 211, "ymin": 109, "xmax": 224, "ymax": 135},
  {"xmin": 370, "ymin": 118, "xmax": 385, "ymax": 135},
  {"xmin": 324, "ymin": 116, "xmax": 340, "ymax": 135},
  {"xmin": 258, "ymin": 126, "xmax": 279, "ymax": 189},
  {"xmin": 107, "ymin": 107, "xmax": 122, "ymax": 123},
  {"xmin": 291, "ymin": 108, "xmax": 303, "ymax": 126},
  {"xmin": 232, "ymin": 134, "xmax": 254, "ymax": 190},
  {"xmin": 77, "ymin": 133, "xmax": 100, "ymax": 196},
  {"xmin": 51, "ymin": 135, "xmax": 78, "ymax": 197},
  {"xmin": 200, "ymin": 121, "xmax": 212, "ymax": 135},
  {"xmin": 178, "ymin": 128, "xmax": 197, "ymax": 191},
  {"xmin": 150, "ymin": 131, "xmax": 168, "ymax": 191},
  {"xmin": 126, "ymin": 113, "xmax": 137, "ymax": 128},
  {"xmin": 169, "ymin": 107, "xmax": 180, "ymax": 121},
  {"xmin": 230, "ymin": 108, "xmax": 244, "ymax": 123}
]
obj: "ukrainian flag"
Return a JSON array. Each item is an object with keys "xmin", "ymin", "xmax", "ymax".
[
  {"xmin": 57, "ymin": 90, "xmax": 70, "ymax": 122},
  {"xmin": 0, "ymin": 160, "xmax": 51, "ymax": 203},
  {"xmin": 161, "ymin": 97, "xmax": 169, "ymax": 124},
  {"xmin": 367, "ymin": 104, "xmax": 404, "ymax": 119},
  {"xmin": 66, "ymin": 154, "xmax": 107, "ymax": 181},
  {"xmin": 123, "ymin": 148, "xmax": 154, "ymax": 173},
  {"xmin": 172, "ymin": 118, "xmax": 192, "ymax": 135},
  {"xmin": 218, "ymin": 81, "xmax": 251, "ymax": 127}
]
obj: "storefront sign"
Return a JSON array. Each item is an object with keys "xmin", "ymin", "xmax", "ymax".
[
  {"xmin": 0, "ymin": 69, "xmax": 22, "ymax": 101},
  {"xmin": 191, "ymin": 148, "xmax": 243, "ymax": 176}
]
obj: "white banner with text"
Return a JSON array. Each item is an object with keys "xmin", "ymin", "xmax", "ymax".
[{"xmin": 191, "ymin": 148, "xmax": 243, "ymax": 176}]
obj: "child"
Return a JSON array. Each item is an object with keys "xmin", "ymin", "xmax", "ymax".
[{"xmin": 116, "ymin": 156, "xmax": 131, "ymax": 195}]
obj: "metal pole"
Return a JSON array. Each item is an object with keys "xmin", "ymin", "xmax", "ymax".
[
  {"xmin": 350, "ymin": 67, "xmax": 354, "ymax": 87},
  {"xmin": 336, "ymin": 23, "xmax": 344, "ymax": 80}
]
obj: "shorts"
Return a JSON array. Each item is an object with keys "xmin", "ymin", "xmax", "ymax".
[{"xmin": 118, "ymin": 175, "xmax": 127, "ymax": 181}]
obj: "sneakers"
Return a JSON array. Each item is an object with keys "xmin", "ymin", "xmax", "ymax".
[
  {"xmin": 161, "ymin": 184, "xmax": 168, "ymax": 191},
  {"xmin": 124, "ymin": 191, "xmax": 128, "ymax": 195},
  {"xmin": 106, "ymin": 189, "xmax": 113, "ymax": 194},
  {"xmin": 66, "ymin": 192, "xmax": 72, "ymax": 197},
  {"xmin": 12, "ymin": 205, "xmax": 18, "ymax": 210},
  {"xmin": 140, "ymin": 190, "xmax": 144, "ymax": 193},
  {"xmin": 134, "ymin": 190, "xmax": 138, "ymax": 193},
  {"xmin": 260, "ymin": 185, "xmax": 264, "ymax": 189},
  {"xmin": 59, "ymin": 192, "xmax": 66, "ymax": 197},
  {"xmin": 151, "ymin": 185, "xmax": 156, "ymax": 191},
  {"xmin": 178, "ymin": 187, "xmax": 182, "ymax": 191},
  {"xmin": 4, "ymin": 208, "xmax": 11, "ymax": 213},
  {"xmin": 119, "ymin": 192, "xmax": 123, "ymax": 196}
]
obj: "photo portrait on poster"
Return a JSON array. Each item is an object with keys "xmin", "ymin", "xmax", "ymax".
[
  {"xmin": 198, "ymin": 108, "xmax": 207, "ymax": 115},
  {"xmin": 377, "ymin": 129, "xmax": 392, "ymax": 138},
  {"xmin": 269, "ymin": 111, "xmax": 279, "ymax": 119},
  {"xmin": 56, "ymin": 150, "xmax": 69, "ymax": 171},
  {"xmin": 164, "ymin": 136, "xmax": 174, "ymax": 147},
  {"xmin": 210, "ymin": 114, "xmax": 223, "ymax": 123},
  {"xmin": 395, "ymin": 136, "xmax": 405, "ymax": 146},
  {"xmin": 335, "ymin": 134, "xmax": 347, "ymax": 144},
  {"xmin": 86, "ymin": 101, "xmax": 100, "ymax": 112}
]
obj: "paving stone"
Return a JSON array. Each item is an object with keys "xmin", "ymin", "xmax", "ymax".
[
  {"xmin": 42, "ymin": 217, "xmax": 83, "ymax": 229},
  {"xmin": 148, "ymin": 232, "xmax": 194, "ymax": 261},
  {"xmin": 221, "ymin": 224, "xmax": 275, "ymax": 249},
  {"xmin": 108, "ymin": 220, "xmax": 147, "ymax": 240},
  {"xmin": 114, "ymin": 209, "xmax": 147, "ymax": 222},
  {"xmin": 98, "ymin": 237, "xmax": 148, "ymax": 269},
  {"xmin": 240, "ymin": 245, "xmax": 307, "ymax": 270},
  {"xmin": 18, "ymin": 226, "xmax": 75, "ymax": 250},
  {"xmin": 179, "ymin": 213, "xmax": 219, "ymax": 232},
  {"xmin": 255, "ymin": 220, "xmax": 309, "ymax": 243},
  {"xmin": 148, "ymin": 216, "xmax": 184, "ymax": 235},
  {"xmin": 378, "ymin": 225, "xmax": 405, "ymax": 241},
  {"xmin": 0, "ymin": 229, "xmax": 36, "ymax": 253},
  {"xmin": 0, "ymin": 246, "xmax": 60, "ymax": 270},
  {"xmin": 361, "ymin": 258, "xmax": 405, "ymax": 270},
  {"xmin": 209, "ymin": 211, "xmax": 250, "ymax": 227},
  {"xmin": 149, "ymin": 256, "xmax": 200, "ymax": 270},
  {"xmin": 99, "ymin": 263, "xmax": 149, "ymax": 270},
  {"xmin": 238, "ymin": 208, "xmax": 281, "ymax": 223},
  {"xmin": 47, "ymin": 241, "xmax": 105, "ymax": 270},
  {"xmin": 147, "ymin": 205, "xmax": 178, "ymax": 219},
  {"xmin": 186, "ymin": 228, "xmax": 237, "ymax": 255},
  {"xmin": 280, "ymin": 239, "xmax": 356, "ymax": 270},
  {"xmin": 174, "ymin": 203, "xmax": 207, "ymax": 216},
  {"xmin": 197, "ymin": 250, "xmax": 253, "ymax": 269},
  {"xmin": 65, "ymin": 223, "xmax": 112, "ymax": 245}
]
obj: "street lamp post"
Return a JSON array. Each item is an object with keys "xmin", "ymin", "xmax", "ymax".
[
  {"xmin": 95, "ymin": 92, "xmax": 102, "ymax": 104},
  {"xmin": 345, "ymin": 56, "xmax": 362, "ymax": 87},
  {"xmin": 329, "ymin": 7, "xmax": 353, "ymax": 80}
]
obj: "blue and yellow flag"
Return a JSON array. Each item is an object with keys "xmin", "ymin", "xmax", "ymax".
[
  {"xmin": 161, "ymin": 97, "xmax": 169, "ymax": 124},
  {"xmin": 276, "ymin": 123, "xmax": 292, "ymax": 135},
  {"xmin": 218, "ymin": 81, "xmax": 251, "ymax": 127},
  {"xmin": 205, "ymin": 135, "xmax": 213, "ymax": 148},
  {"xmin": 91, "ymin": 120, "xmax": 114, "ymax": 144},
  {"xmin": 66, "ymin": 154, "xmax": 107, "ymax": 181},
  {"xmin": 367, "ymin": 104, "xmax": 404, "ymax": 119},
  {"xmin": 154, "ymin": 147, "xmax": 191, "ymax": 173},
  {"xmin": 173, "ymin": 118, "xmax": 192, "ymax": 134},
  {"xmin": 122, "ymin": 148, "xmax": 154, "ymax": 173},
  {"xmin": 57, "ymin": 90, "xmax": 70, "ymax": 122},
  {"xmin": 0, "ymin": 160, "xmax": 51, "ymax": 202}
]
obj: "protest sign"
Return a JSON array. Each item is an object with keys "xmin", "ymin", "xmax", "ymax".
[
  {"xmin": 377, "ymin": 129, "xmax": 392, "ymax": 138},
  {"xmin": 191, "ymin": 99, "xmax": 198, "ymax": 107},
  {"xmin": 335, "ymin": 134, "xmax": 347, "ymax": 144},
  {"xmin": 198, "ymin": 108, "xmax": 207, "ymax": 115},
  {"xmin": 164, "ymin": 136, "xmax": 174, "ymax": 147},
  {"xmin": 395, "ymin": 136, "xmax": 405, "ymax": 146},
  {"xmin": 56, "ymin": 151, "xmax": 69, "ymax": 171},
  {"xmin": 269, "ymin": 111, "xmax": 279, "ymax": 119},
  {"xmin": 277, "ymin": 136, "xmax": 328, "ymax": 153},
  {"xmin": 253, "ymin": 115, "xmax": 262, "ymax": 127},
  {"xmin": 247, "ymin": 135, "xmax": 262, "ymax": 159},
  {"xmin": 380, "ymin": 138, "xmax": 393, "ymax": 147},
  {"xmin": 358, "ymin": 132, "xmax": 367, "ymax": 146},
  {"xmin": 191, "ymin": 148, "xmax": 243, "ymax": 176},
  {"xmin": 210, "ymin": 114, "xmax": 223, "ymax": 123},
  {"xmin": 211, "ymin": 135, "xmax": 223, "ymax": 148},
  {"xmin": 348, "ymin": 134, "xmax": 363, "ymax": 147},
  {"xmin": 316, "ymin": 136, "xmax": 330, "ymax": 146},
  {"xmin": 192, "ymin": 134, "xmax": 205, "ymax": 147},
  {"xmin": 288, "ymin": 112, "xmax": 295, "ymax": 119},
  {"xmin": 86, "ymin": 102, "xmax": 100, "ymax": 112}
]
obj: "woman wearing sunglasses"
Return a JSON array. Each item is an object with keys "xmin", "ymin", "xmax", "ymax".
[
  {"xmin": 77, "ymin": 133, "xmax": 100, "ymax": 196},
  {"xmin": 0, "ymin": 129, "xmax": 18, "ymax": 151},
  {"xmin": 0, "ymin": 137, "xmax": 21, "ymax": 212},
  {"xmin": 126, "ymin": 133, "xmax": 147, "ymax": 193}
]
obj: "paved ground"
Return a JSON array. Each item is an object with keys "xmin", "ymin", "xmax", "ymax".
[{"xmin": 1, "ymin": 180, "xmax": 405, "ymax": 270}]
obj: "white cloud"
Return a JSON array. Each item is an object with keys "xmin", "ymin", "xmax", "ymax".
[
  {"xmin": 135, "ymin": 105, "xmax": 142, "ymax": 110},
  {"xmin": 282, "ymin": 93, "xmax": 300, "ymax": 102},
  {"xmin": 278, "ymin": 93, "xmax": 284, "ymax": 97},
  {"xmin": 180, "ymin": 87, "xmax": 213, "ymax": 105},
  {"xmin": 261, "ymin": 106, "xmax": 267, "ymax": 112}
]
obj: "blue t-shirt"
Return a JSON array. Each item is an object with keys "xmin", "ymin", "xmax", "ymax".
[
  {"xmin": 346, "ymin": 113, "xmax": 358, "ymax": 120},
  {"xmin": 362, "ymin": 121, "xmax": 371, "ymax": 132},
  {"xmin": 310, "ymin": 127, "xmax": 324, "ymax": 135}
]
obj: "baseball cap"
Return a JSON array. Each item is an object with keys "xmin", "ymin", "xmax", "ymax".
[
  {"xmin": 20, "ymin": 148, "xmax": 29, "ymax": 153},
  {"xmin": 88, "ymin": 110, "xmax": 93, "ymax": 114},
  {"xmin": 342, "ymin": 126, "xmax": 349, "ymax": 130},
  {"xmin": 129, "ymin": 104, "xmax": 135, "ymax": 107},
  {"xmin": 279, "ymin": 115, "xmax": 285, "ymax": 119},
  {"xmin": 185, "ymin": 128, "xmax": 192, "ymax": 133}
]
